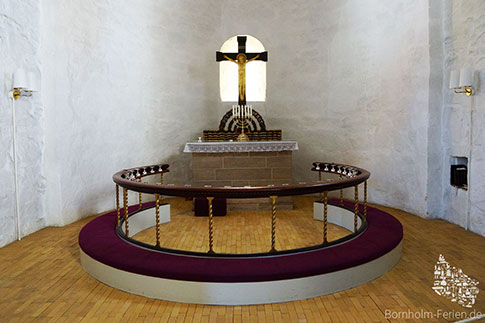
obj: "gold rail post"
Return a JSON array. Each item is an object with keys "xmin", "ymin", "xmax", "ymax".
[
  {"xmin": 270, "ymin": 196, "xmax": 278, "ymax": 252},
  {"xmin": 323, "ymin": 191, "xmax": 328, "ymax": 244},
  {"xmin": 354, "ymin": 185, "xmax": 359, "ymax": 232},
  {"xmin": 207, "ymin": 197, "xmax": 215, "ymax": 254},
  {"xmin": 364, "ymin": 180, "xmax": 368, "ymax": 221},
  {"xmin": 339, "ymin": 174, "xmax": 344, "ymax": 206},
  {"xmin": 138, "ymin": 179, "xmax": 142, "ymax": 210},
  {"xmin": 318, "ymin": 171, "xmax": 323, "ymax": 201},
  {"xmin": 115, "ymin": 184, "xmax": 120, "ymax": 226},
  {"xmin": 123, "ymin": 188, "xmax": 129, "ymax": 237},
  {"xmin": 160, "ymin": 172, "xmax": 164, "ymax": 185},
  {"xmin": 155, "ymin": 194, "xmax": 161, "ymax": 247}
]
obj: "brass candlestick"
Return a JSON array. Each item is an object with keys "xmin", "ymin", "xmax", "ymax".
[
  {"xmin": 233, "ymin": 105, "xmax": 252, "ymax": 142},
  {"xmin": 237, "ymin": 119, "xmax": 249, "ymax": 141}
]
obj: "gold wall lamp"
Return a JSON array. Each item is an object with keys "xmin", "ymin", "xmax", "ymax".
[
  {"xmin": 9, "ymin": 68, "xmax": 38, "ymax": 99},
  {"xmin": 449, "ymin": 68, "xmax": 474, "ymax": 96},
  {"xmin": 7, "ymin": 68, "xmax": 38, "ymax": 241}
]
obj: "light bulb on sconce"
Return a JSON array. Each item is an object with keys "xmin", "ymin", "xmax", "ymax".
[
  {"xmin": 449, "ymin": 68, "xmax": 474, "ymax": 96},
  {"xmin": 10, "ymin": 68, "xmax": 38, "ymax": 100},
  {"xmin": 28, "ymin": 71, "xmax": 39, "ymax": 92}
]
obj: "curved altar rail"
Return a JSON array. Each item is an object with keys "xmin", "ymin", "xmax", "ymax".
[
  {"xmin": 111, "ymin": 162, "xmax": 370, "ymax": 256},
  {"xmin": 79, "ymin": 161, "xmax": 404, "ymax": 304},
  {"xmin": 112, "ymin": 162, "xmax": 370, "ymax": 198}
]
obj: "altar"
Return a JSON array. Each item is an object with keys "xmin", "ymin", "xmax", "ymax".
[
  {"xmin": 182, "ymin": 35, "xmax": 300, "ymax": 210},
  {"xmin": 184, "ymin": 141, "xmax": 298, "ymax": 210},
  {"xmin": 77, "ymin": 34, "xmax": 400, "ymax": 307}
]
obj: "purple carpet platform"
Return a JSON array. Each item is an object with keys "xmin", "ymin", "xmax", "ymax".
[
  {"xmin": 79, "ymin": 200, "xmax": 403, "ymax": 304},
  {"xmin": 85, "ymin": 162, "xmax": 400, "ymax": 304}
]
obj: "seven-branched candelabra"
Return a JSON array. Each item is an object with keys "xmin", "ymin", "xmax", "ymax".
[{"xmin": 232, "ymin": 105, "xmax": 253, "ymax": 141}]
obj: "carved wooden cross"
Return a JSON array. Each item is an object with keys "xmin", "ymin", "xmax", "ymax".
[{"xmin": 216, "ymin": 36, "xmax": 268, "ymax": 106}]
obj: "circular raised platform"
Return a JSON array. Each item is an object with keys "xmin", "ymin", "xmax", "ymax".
[{"xmin": 79, "ymin": 200, "xmax": 403, "ymax": 305}]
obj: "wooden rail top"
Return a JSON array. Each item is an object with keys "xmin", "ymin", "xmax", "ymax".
[{"xmin": 112, "ymin": 162, "xmax": 370, "ymax": 199}]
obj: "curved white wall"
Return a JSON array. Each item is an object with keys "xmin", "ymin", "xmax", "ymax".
[
  {"xmin": 1, "ymin": 0, "xmax": 483, "ymax": 247},
  {"xmin": 40, "ymin": 0, "xmax": 222, "ymax": 227},
  {"xmin": 0, "ymin": 0, "xmax": 46, "ymax": 246},
  {"xmin": 219, "ymin": 0, "xmax": 431, "ymax": 216},
  {"xmin": 440, "ymin": 0, "xmax": 485, "ymax": 236}
]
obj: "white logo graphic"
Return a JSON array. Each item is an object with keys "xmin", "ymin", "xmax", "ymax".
[{"xmin": 432, "ymin": 254, "xmax": 479, "ymax": 308}]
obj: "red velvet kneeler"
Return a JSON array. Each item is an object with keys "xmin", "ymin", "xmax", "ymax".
[{"xmin": 194, "ymin": 198, "xmax": 227, "ymax": 216}]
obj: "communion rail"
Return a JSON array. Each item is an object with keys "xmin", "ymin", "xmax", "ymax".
[{"xmin": 112, "ymin": 162, "xmax": 370, "ymax": 256}]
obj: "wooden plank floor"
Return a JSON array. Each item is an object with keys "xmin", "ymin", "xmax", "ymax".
[
  {"xmin": 0, "ymin": 196, "xmax": 484, "ymax": 322},
  {"xmin": 133, "ymin": 197, "xmax": 350, "ymax": 254}
]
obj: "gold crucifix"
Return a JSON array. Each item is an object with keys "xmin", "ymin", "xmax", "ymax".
[
  {"xmin": 223, "ymin": 53, "xmax": 260, "ymax": 102},
  {"xmin": 216, "ymin": 36, "xmax": 268, "ymax": 106}
]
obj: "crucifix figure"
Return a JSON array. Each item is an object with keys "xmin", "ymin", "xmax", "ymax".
[{"xmin": 216, "ymin": 36, "xmax": 268, "ymax": 106}]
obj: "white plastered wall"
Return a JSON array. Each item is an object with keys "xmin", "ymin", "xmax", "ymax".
[
  {"xmin": 1, "ymin": 0, "xmax": 483, "ymax": 247},
  {"xmin": 0, "ymin": 0, "xmax": 46, "ymax": 247},
  {"xmin": 219, "ymin": 0, "xmax": 431, "ymax": 217},
  {"xmin": 440, "ymin": 0, "xmax": 485, "ymax": 236},
  {"xmin": 40, "ymin": 0, "xmax": 222, "ymax": 227}
]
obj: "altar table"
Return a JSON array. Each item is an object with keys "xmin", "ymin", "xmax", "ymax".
[{"xmin": 184, "ymin": 141, "xmax": 298, "ymax": 210}]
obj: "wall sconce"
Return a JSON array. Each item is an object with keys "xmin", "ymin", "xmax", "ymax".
[
  {"xmin": 9, "ymin": 68, "xmax": 38, "ymax": 100},
  {"xmin": 449, "ymin": 68, "xmax": 474, "ymax": 96},
  {"xmin": 7, "ymin": 68, "xmax": 39, "ymax": 241}
]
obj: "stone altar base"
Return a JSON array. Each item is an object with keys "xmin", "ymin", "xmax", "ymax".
[
  {"xmin": 192, "ymin": 151, "xmax": 293, "ymax": 210},
  {"xmin": 228, "ymin": 197, "xmax": 293, "ymax": 211}
]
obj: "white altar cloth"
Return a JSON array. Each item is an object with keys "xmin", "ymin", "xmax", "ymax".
[{"xmin": 183, "ymin": 140, "xmax": 298, "ymax": 153}]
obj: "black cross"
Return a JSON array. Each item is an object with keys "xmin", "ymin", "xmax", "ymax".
[{"xmin": 216, "ymin": 36, "xmax": 268, "ymax": 106}]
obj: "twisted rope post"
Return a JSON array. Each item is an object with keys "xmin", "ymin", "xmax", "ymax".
[
  {"xmin": 138, "ymin": 179, "xmax": 142, "ymax": 210},
  {"xmin": 364, "ymin": 180, "xmax": 368, "ymax": 221},
  {"xmin": 270, "ymin": 196, "xmax": 278, "ymax": 252},
  {"xmin": 318, "ymin": 171, "xmax": 323, "ymax": 202},
  {"xmin": 155, "ymin": 194, "xmax": 161, "ymax": 247},
  {"xmin": 160, "ymin": 172, "xmax": 164, "ymax": 185},
  {"xmin": 339, "ymin": 174, "xmax": 344, "ymax": 206},
  {"xmin": 354, "ymin": 185, "xmax": 359, "ymax": 232},
  {"xmin": 207, "ymin": 197, "xmax": 215, "ymax": 254},
  {"xmin": 115, "ymin": 184, "xmax": 120, "ymax": 226},
  {"xmin": 323, "ymin": 191, "xmax": 328, "ymax": 244},
  {"xmin": 123, "ymin": 188, "xmax": 129, "ymax": 237}
]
